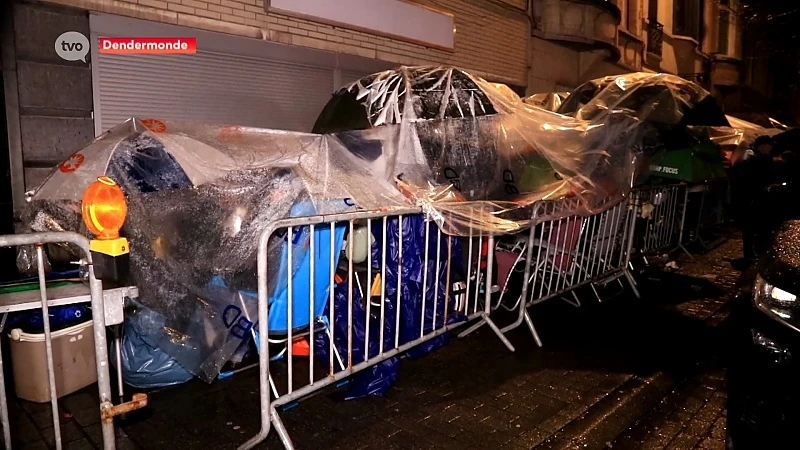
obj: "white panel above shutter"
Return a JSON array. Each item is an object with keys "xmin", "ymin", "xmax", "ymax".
[{"xmin": 94, "ymin": 46, "xmax": 334, "ymax": 133}]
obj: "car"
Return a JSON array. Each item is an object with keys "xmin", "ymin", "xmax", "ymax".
[{"xmin": 726, "ymin": 180, "xmax": 800, "ymax": 449}]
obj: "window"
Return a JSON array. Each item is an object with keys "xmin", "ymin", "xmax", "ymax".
[
  {"xmin": 673, "ymin": 0, "xmax": 702, "ymax": 41},
  {"xmin": 718, "ymin": 9, "xmax": 730, "ymax": 54}
]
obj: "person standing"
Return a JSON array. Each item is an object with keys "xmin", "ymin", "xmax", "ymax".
[{"xmin": 730, "ymin": 135, "xmax": 777, "ymax": 263}]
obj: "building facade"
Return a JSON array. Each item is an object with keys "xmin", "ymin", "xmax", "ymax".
[
  {"xmin": 2, "ymin": 0, "xmax": 749, "ymax": 219},
  {"xmin": 528, "ymin": 0, "xmax": 746, "ymax": 98}
]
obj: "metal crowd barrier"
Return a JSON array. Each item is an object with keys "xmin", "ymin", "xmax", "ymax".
[
  {"xmin": 483, "ymin": 182, "xmax": 715, "ymax": 348},
  {"xmin": 0, "ymin": 232, "xmax": 142, "ymax": 450},
  {"xmin": 240, "ymin": 207, "xmax": 508, "ymax": 450},
  {"xmin": 471, "ymin": 196, "xmax": 638, "ymax": 347},
  {"xmin": 629, "ymin": 184, "xmax": 687, "ymax": 257},
  {"xmin": 675, "ymin": 180, "xmax": 730, "ymax": 256},
  {"xmin": 0, "ymin": 181, "xmax": 727, "ymax": 450},
  {"xmin": 238, "ymin": 183, "xmax": 717, "ymax": 448}
]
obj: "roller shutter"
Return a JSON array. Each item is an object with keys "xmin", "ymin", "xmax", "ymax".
[{"xmin": 93, "ymin": 46, "xmax": 334, "ymax": 134}]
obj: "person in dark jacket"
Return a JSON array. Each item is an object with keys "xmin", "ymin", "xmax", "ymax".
[
  {"xmin": 773, "ymin": 150, "xmax": 799, "ymax": 183},
  {"xmin": 730, "ymin": 135, "xmax": 777, "ymax": 263}
]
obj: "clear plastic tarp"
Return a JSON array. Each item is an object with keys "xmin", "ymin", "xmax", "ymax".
[
  {"xmin": 705, "ymin": 115, "xmax": 778, "ymax": 146},
  {"xmin": 311, "ymin": 67, "xmax": 672, "ymax": 234},
  {"xmin": 523, "ymin": 92, "xmax": 570, "ymax": 112},
  {"xmin": 19, "ymin": 67, "xmax": 729, "ymax": 380},
  {"xmin": 691, "ymin": 115, "xmax": 782, "ymax": 165},
  {"xmin": 556, "ymin": 72, "xmax": 729, "ymax": 128},
  {"xmin": 22, "ymin": 120, "xmax": 412, "ymax": 380}
]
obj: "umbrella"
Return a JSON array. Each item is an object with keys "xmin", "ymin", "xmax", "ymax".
[
  {"xmin": 558, "ymin": 73, "xmax": 730, "ymax": 127},
  {"xmin": 771, "ymin": 128, "xmax": 800, "ymax": 153},
  {"xmin": 312, "ymin": 67, "xmax": 568, "ymax": 229},
  {"xmin": 312, "ymin": 66, "xmax": 499, "ymax": 133},
  {"xmin": 30, "ymin": 119, "xmax": 236, "ymax": 204}
]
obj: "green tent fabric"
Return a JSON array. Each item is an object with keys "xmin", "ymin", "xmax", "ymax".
[{"xmin": 645, "ymin": 140, "xmax": 727, "ymax": 183}]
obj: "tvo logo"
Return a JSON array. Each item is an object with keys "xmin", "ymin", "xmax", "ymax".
[{"xmin": 55, "ymin": 31, "xmax": 90, "ymax": 62}]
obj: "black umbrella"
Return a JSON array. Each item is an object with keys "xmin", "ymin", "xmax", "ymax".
[
  {"xmin": 771, "ymin": 128, "xmax": 800, "ymax": 152},
  {"xmin": 557, "ymin": 73, "xmax": 730, "ymax": 128},
  {"xmin": 312, "ymin": 66, "xmax": 498, "ymax": 134}
]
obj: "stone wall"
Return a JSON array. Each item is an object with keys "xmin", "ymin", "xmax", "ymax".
[{"xmin": 9, "ymin": 3, "xmax": 94, "ymax": 194}]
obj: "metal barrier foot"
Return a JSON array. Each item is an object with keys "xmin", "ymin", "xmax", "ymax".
[
  {"xmin": 457, "ymin": 317, "xmax": 487, "ymax": 338},
  {"xmin": 623, "ymin": 269, "xmax": 641, "ymax": 298},
  {"xmin": 482, "ymin": 315, "xmax": 516, "ymax": 352},
  {"xmin": 676, "ymin": 243, "xmax": 694, "ymax": 260},
  {"xmin": 560, "ymin": 291, "xmax": 581, "ymax": 308},
  {"xmin": 238, "ymin": 423, "xmax": 271, "ymax": 450},
  {"xmin": 523, "ymin": 312, "xmax": 543, "ymax": 347},
  {"xmin": 458, "ymin": 314, "xmax": 516, "ymax": 352},
  {"xmin": 101, "ymin": 393, "xmax": 148, "ymax": 423},
  {"xmin": 272, "ymin": 406, "xmax": 295, "ymax": 450},
  {"xmin": 590, "ymin": 283, "xmax": 603, "ymax": 303}
]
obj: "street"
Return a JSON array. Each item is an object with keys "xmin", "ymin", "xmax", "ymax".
[{"xmin": 8, "ymin": 232, "xmax": 741, "ymax": 450}]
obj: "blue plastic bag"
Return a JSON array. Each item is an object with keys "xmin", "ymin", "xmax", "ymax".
[
  {"xmin": 371, "ymin": 215, "xmax": 467, "ymax": 359},
  {"xmin": 314, "ymin": 281, "xmax": 400, "ymax": 400},
  {"xmin": 115, "ymin": 306, "xmax": 194, "ymax": 389}
]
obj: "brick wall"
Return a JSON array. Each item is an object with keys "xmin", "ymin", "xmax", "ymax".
[{"xmin": 40, "ymin": 0, "xmax": 530, "ymax": 85}]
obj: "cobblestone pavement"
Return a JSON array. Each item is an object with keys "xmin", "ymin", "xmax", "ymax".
[
  {"xmin": 610, "ymin": 363, "xmax": 727, "ymax": 450},
  {"xmin": 3, "ymin": 232, "xmax": 745, "ymax": 450},
  {"xmin": 609, "ymin": 234, "xmax": 742, "ymax": 450}
]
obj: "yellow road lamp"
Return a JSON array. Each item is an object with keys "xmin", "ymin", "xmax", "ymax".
[{"xmin": 81, "ymin": 176, "xmax": 130, "ymax": 282}]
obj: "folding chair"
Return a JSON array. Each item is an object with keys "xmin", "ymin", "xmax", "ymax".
[{"xmin": 503, "ymin": 200, "xmax": 629, "ymax": 311}]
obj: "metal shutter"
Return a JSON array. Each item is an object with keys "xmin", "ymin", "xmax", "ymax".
[
  {"xmin": 93, "ymin": 42, "xmax": 334, "ymax": 134},
  {"xmin": 341, "ymin": 69, "xmax": 375, "ymax": 86}
]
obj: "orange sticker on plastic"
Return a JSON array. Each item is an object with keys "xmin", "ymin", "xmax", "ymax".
[
  {"xmin": 59, "ymin": 153, "xmax": 85, "ymax": 173},
  {"xmin": 219, "ymin": 125, "xmax": 244, "ymax": 143},
  {"xmin": 141, "ymin": 118, "xmax": 167, "ymax": 133}
]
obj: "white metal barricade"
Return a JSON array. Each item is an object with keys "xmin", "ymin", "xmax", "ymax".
[
  {"xmin": 229, "ymin": 182, "xmax": 713, "ymax": 448},
  {"xmin": 629, "ymin": 184, "xmax": 686, "ymax": 257},
  {"xmin": 239, "ymin": 208, "xmax": 509, "ymax": 450},
  {"xmin": 469, "ymin": 196, "xmax": 637, "ymax": 347},
  {"xmin": 0, "ymin": 232, "xmax": 143, "ymax": 450},
  {"xmin": 675, "ymin": 180, "xmax": 729, "ymax": 256}
]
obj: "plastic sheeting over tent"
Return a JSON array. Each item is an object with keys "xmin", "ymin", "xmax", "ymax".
[
  {"xmin": 702, "ymin": 115, "xmax": 779, "ymax": 147},
  {"xmin": 313, "ymin": 66, "xmax": 649, "ymax": 234},
  {"xmin": 22, "ymin": 119, "xmax": 409, "ymax": 381},
  {"xmin": 690, "ymin": 115, "xmax": 782, "ymax": 166},
  {"xmin": 557, "ymin": 72, "xmax": 730, "ymax": 127},
  {"xmin": 523, "ymin": 92, "xmax": 570, "ymax": 112}
]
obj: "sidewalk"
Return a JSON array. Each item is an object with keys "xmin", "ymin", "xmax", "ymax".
[
  {"xmin": 4, "ymin": 232, "xmax": 744, "ymax": 450},
  {"xmin": 607, "ymin": 236, "xmax": 742, "ymax": 450}
]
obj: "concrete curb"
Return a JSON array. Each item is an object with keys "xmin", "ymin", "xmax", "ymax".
[{"xmin": 539, "ymin": 371, "xmax": 680, "ymax": 449}]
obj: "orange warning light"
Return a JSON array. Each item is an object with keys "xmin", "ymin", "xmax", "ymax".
[{"xmin": 81, "ymin": 176, "xmax": 127, "ymax": 240}]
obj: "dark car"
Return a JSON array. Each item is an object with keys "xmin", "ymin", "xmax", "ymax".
[{"xmin": 726, "ymin": 180, "xmax": 800, "ymax": 449}]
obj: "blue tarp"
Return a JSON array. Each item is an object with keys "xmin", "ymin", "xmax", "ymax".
[{"xmin": 315, "ymin": 215, "xmax": 466, "ymax": 399}]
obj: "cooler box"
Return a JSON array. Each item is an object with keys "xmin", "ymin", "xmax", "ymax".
[{"xmin": 9, "ymin": 320, "xmax": 97, "ymax": 403}]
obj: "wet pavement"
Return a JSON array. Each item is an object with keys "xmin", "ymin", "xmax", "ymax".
[{"xmin": 4, "ymin": 231, "xmax": 744, "ymax": 450}]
